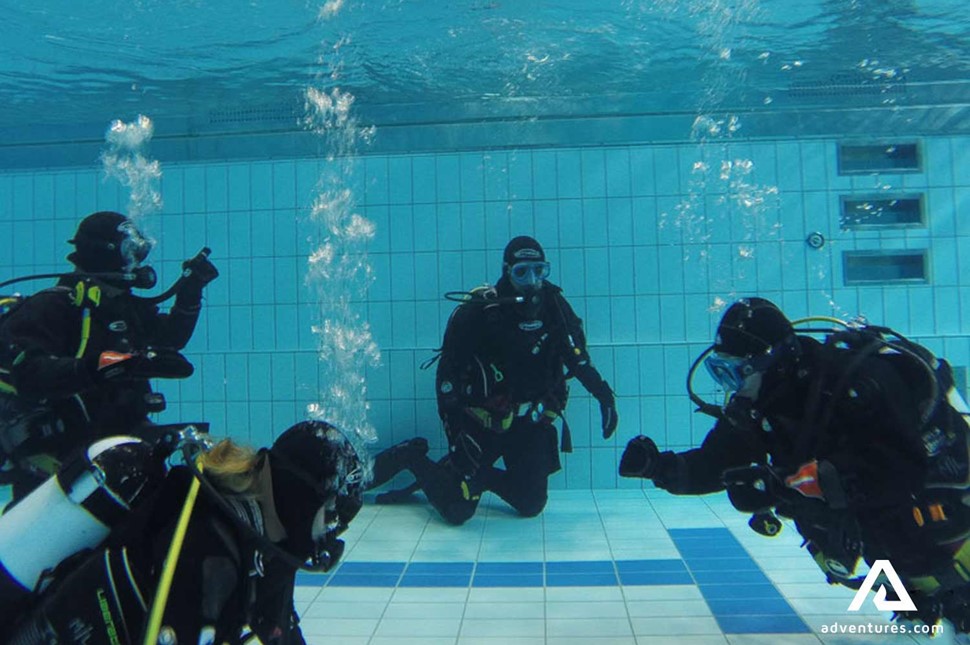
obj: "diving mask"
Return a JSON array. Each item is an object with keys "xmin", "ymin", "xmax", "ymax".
[
  {"xmin": 509, "ymin": 261, "xmax": 550, "ymax": 290},
  {"xmin": 118, "ymin": 220, "xmax": 154, "ymax": 270},
  {"xmin": 704, "ymin": 353, "xmax": 756, "ymax": 393}
]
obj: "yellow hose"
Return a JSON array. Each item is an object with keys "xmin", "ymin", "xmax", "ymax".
[
  {"xmin": 791, "ymin": 316, "xmax": 850, "ymax": 328},
  {"xmin": 142, "ymin": 462, "xmax": 203, "ymax": 645},
  {"xmin": 75, "ymin": 308, "xmax": 91, "ymax": 359}
]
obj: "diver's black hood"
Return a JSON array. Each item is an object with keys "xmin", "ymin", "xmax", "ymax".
[{"xmin": 269, "ymin": 420, "xmax": 363, "ymax": 560}]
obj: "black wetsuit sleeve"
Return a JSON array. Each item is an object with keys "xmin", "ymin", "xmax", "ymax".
[
  {"xmin": 553, "ymin": 291, "xmax": 611, "ymax": 399},
  {"xmin": 653, "ymin": 418, "xmax": 767, "ymax": 495},
  {"xmin": 139, "ymin": 293, "xmax": 201, "ymax": 350},
  {"xmin": 436, "ymin": 303, "xmax": 480, "ymax": 420},
  {"xmin": 1, "ymin": 291, "xmax": 95, "ymax": 399}
]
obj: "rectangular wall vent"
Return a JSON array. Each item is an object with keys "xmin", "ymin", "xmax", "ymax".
[
  {"xmin": 843, "ymin": 250, "xmax": 928, "ymax": 285},
  {"xmin": 837, "ymin": 142, "xmax": 921, "ymax": 174},
  {"xmin": 840, "ymin": 195, "xmax": 924, "ymax": 229}
]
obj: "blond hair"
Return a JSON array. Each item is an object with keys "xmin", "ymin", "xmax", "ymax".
[{"xmin": 200, "ymin": 439, "xmax": 260, "ymax": 495}]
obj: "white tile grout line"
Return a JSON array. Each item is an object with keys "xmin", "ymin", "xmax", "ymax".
[{"xmin": 593, "ymin": 487, "xmax": 644, "ymax": 643}]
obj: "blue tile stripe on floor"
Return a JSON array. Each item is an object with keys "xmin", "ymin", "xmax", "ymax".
[
  {"xmin": 295, "ymin": 557, "xmax": 690, "ymax": 588},
  {"xmin": 668, "ymin": 527, "xmax": 811, "ymax": 634}
]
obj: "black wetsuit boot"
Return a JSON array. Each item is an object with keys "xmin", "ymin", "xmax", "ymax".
[{"xmin": 370, "ymin": 437, "xmax": 430, "ymax": 491}]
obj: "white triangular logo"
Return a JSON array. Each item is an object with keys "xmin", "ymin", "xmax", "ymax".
[{"xmin": 847, "ymin": 560, "xmax": 917, "ymax": 612}]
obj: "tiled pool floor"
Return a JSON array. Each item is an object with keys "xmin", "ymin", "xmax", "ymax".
[{"xmin": 296, "ymin": 489, "xmax": 962, "ymax": 645}]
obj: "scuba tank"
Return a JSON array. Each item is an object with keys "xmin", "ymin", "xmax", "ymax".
[{"xmin": 0, "ymin": 435, "xmax": 164, "ymax": 609}]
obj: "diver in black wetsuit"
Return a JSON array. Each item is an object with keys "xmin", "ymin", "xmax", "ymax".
[
  {"xmin": 620, "ymin": 297, "xmax": 970, "ymax": 631},
  {"xmin": 2, "ymin": 420, "xmax": 365, "ymax": 645},
  {"xmin": 370, "ymin": 236, "xmax": 617, "ymax": 524},
  {"xmin": 0, "ymin": 211, "xmax": 217, "ymax": 500}
]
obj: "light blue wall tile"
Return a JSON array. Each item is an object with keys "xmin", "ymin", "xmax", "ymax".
[
  {"xmin": 663, "ymin": 396, "xmax": 692, "ymax": 448},
  {"xmin": 631, "ymin": 197, "xmax": 658, "ymax": 246},
  {"xmin": 253, "ymin": 164, "xmax": 278, "ymax": 212},
  {"xmin": 582, "ymin": 198, "xmax": 608, "ymax": 247},
  {"xmin": 629, "ymin": 147, "xmax": 655, "ymax": 197},
  {"xmin": 272, "ymin": 161, "xmax": 297, "ymax": 210},
  {"xmin": 558, "ymin": 200, "xmax": 584, "ymax": 248},
  {"xmin": 205, "ymin": 165, "xmax": 229, "ymax": 212},
  {"xmin": 389, "ymin": 204, "xmax": 414, "ymax": 252},
  {"xmin": 928, "ymin": 187, "xmax": 956, "ymax": 238},
  {"xmin": 461, "ymin": 202, "xmax": 487, "ymax": 250},
  {"xmin": 274, "ymin": 305, "xmax": 299, "ymax": 352},
  {"xmin": 800, "ymin": 141, "xmax": 828, "ymax": 191},
  {"xmin": 365, "ymin": 156, "xmax": 389, "ymax": 205},
  {"xmin": 484, "ymin": 201, "xmax": 511, "ymax": 252},
  {"xmin": 933, "ymin": 237, "xmax": 958, "ymax": 286},
  {"xmin": 226, "ymin": 163, "xmax": 252, "ymax": 211},
  {"xmin": 584, "ymin": 295, "xmax": 611, "ymax": 343},
  {"xmin": 634, "ymin": 296, "xmax": 660, "ymax": 343},
  {"xmin": 659, "ymin": 295, "xmax": 686, "ymax": 344},
  {"xmin": 252, "ymin": 304, "xmax": 276, "ymax": 352},
  {"xmin": 160, "ymin": 168, "xmax": 184, "ymax": 216},
  {"xmin": 457, "ymin": 154, "xmax": 485, "ymax": 204},
  {"xmin": 437, "ymin": 251, "xmax": 463, "ymax": 294},
  {"xmin": 605, "ymin": 149, "xmax": 632, "ymax": 198},
  {"xmin": 75, "ymin": 172, "xmax": 98, "ymax": 214},
  {"xmin": 581, "ymin": 149, "xmax": 606, "ymax": 198},
  {"xmin": 412, "ymin": 204, "xmax": 437, "ymax": 252},
  {"xmin": 364, "ymin": 204, "xmax": 390, "ymax": 254},
  {"xmin": 388, "ymin": 350, "xmax": 417, "ymax": 400},
  {"xmin": 229, "ymin": 306, "xmax": 254, "ymax": 351},
  {"xmin": 657, "ymin": 246, "xmax": 685, "ymax": 295},
  {"xmin": 532, "ymin": 151, "xmax": 557, "ymax": 200},
  {"xmin": 391, "ymin": 300, "xmax": 416, "ymax": 347},
  {"xmin": 411, "ymin": 155, "xmax": 436, "ymax": 204},
  {"xmin": 556, "ymin": 150, "xmax": 582, "ymax": 199},
  {"xmin": 435, "ymin": 155, "xmax": 460, "ymax": 203},
  {"xmin": 389, "ymin": 252, "xmax": 416, "ymax": 301},
  {"xmin": 584, "ymin": 248, "xmax": 611, "ymax": 296},
  {"xmin": 652, "ymin": 147, "xmax": 679, "ymax": 196},
  {"xmin": 508, "ymin": 151, "xmax": 533, "ymax": 201},
  {"xmin": 608, "ymin": 245, "xmax": 635, "ymax": 295},
  {"xmin": 390, "ymin": 399, "xmax": 417, "ymax": 445},
  {"xmin": 484, "ymin": 151, "xmax": 509, "ymax": 202},
  {"xmin": 413, "ymin": 252, "xmax": 440, "ymax": 301},
  {"xmin": 775, "ymin": 142, "xmax": 802, "ymax": 194},
  {"xmin": 606, "ymin": 198, "xmax": 633, "ymax": 247},
  {"xmin": 437, "ymin": 203, "xmax": 462, "ymax": 250},
  {"xmin": 388, "ymin": 156, "xmax": 412, "ymax": 204},
  {"xmin": 509, "ymin": 200, "xmax": 536, "ymax": 239}
]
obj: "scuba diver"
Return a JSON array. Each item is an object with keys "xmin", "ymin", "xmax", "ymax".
[
  {"xmin": 618, "ymin": 296, "xmax": 970, "ymax": 632},
  {"xmin": 0, "ymin": 211, "xmax": 218, "ymax": 501},
  {"xmin": 0, "ymin": 419, "xmax": 366, "ymax": 645},
  {"xmin": 369, "ymin": 236, "xmax": 617, "ymax": 524}
]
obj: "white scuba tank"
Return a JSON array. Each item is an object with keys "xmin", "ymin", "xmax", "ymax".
[{"xmin": 0, "ymin": 435, "xmax": 163, "ymax": 604}]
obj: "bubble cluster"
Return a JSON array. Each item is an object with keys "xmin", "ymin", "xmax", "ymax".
[
  {"xmin": 303, "ymin": 1, "xmax": 380, "ymax": 449},
  {"xmin": 100, "ymin": 114, "xmax": 163, "ymax": 224}
]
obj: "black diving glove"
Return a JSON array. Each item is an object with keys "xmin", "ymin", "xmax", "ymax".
[
  {"xmin": 91, "ymin": 348, "xmax": 195, "ymax": 382},
  {"xmin": 597, "ymin": 385, "xmax": 618, "ymax": 439},
  {"xmin": 177, "ymin": 247, "xmax": 219, "ymax": 304},
  {"xmin": 619, "ymin": 435, "xmax": 659, "ymax": 478},
  {"xmin": 183, "ymin": 248, "xmax": 219, "ymax": 286}
]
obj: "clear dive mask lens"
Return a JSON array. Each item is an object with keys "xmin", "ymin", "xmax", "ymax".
[
  {"xmin": 117, "ymin": 221, "xmax": 153, "ymax": 269},
  {"xmin": 509, "ymin": 261, "xmax": 550, "ymax": 287},
  {"xmin": 703, "ymin": 353, "xmax": 753, "ymax": 393}
]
